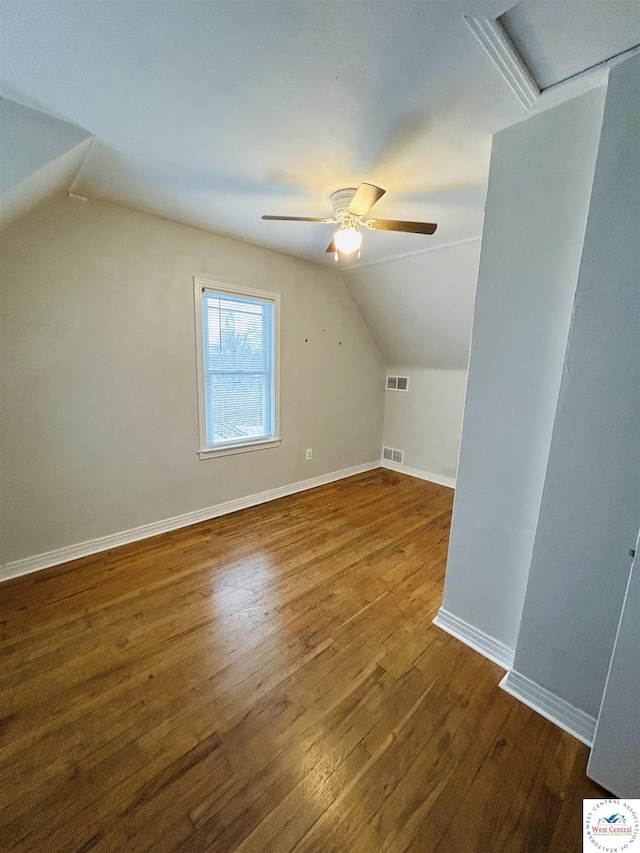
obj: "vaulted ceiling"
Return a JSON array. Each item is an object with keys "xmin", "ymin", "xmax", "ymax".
[
  {"xmin": 2, "ymin": 1, "xmax": 638, "ymax": 369},
  {"xmin": 0, "ymin": 0, "xmax": 528, "ymax": 267},
  {"xmin": 2, "ymin": 0, "xmax": 637, "ymax": 269}
]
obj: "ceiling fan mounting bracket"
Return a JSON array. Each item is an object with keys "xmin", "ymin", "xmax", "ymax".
[{"xmin": 330, "ymin": 188, "xmax": 359, "ymax": 223}]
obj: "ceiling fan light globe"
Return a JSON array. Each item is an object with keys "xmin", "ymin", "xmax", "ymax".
[{"xmin": 334, "ymin": 226, "xmax": 362, "ymax": 255}]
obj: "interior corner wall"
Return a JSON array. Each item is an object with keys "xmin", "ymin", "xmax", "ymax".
[
  {"xmin": 0, "ymin": 97, "xmax": 91, "ymax": 194},
  {"xmin": 0, "ymin": 97, "xmax": 94, "ymax": 229},
  {"xmin": 511, "ymin": 52, "xmax": 640, "ymax": 720},
  {"xmin": 340, "ymin": 240, "xmax": 480, "ymax": 371},
  {"xmin": 588, "ymin": 541, "xmax": 640, "ymax": 796},
  {"xmin": 0, "ymin": 196, "xmax": 385, "ymax": 567},
  {"xmin": 340, "ymin": 239, "xmax": 481, "ymax": 486},
  {"xmin": 440, "ymin": 84, "xmax": 606, "ymax": 651},
  {"xmin": 382, "ymin": 368, "xmax": 467, "ymax": 482}
]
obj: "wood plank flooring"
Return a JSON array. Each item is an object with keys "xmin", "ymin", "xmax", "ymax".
[{"xmin": 0, "ymin": 469, "xmax": 607, "ymax": 852}]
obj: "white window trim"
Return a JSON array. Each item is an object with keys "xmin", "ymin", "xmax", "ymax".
[{"xmin": 194, "ymin": 277, "xmax": 281, "ymax": 460}]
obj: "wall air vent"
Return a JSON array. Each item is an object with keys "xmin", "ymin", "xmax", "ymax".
[
  {"xmin": 382, "ymin": 446, "xmax": 404, "ymax": 465},
  {"xmin": 386, "ymin": 375, "xmax": 409, "ymax": 391}
]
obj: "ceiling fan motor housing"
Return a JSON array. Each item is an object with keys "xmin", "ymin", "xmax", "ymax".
[
  {"xmin": 330, "ymin": 188, "xmax": 359, "ymax": 223},
  {"xmin": 262, "ymin": 183, "xmax": 437, "ymax": 256}
]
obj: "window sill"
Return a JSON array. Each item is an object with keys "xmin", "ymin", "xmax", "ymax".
[{"xmin": 198, "ymin": 437, "xmax": 281, "ymax": 460}]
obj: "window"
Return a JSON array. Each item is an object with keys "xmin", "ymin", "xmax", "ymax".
[{"xmin": 194, "ymin": 278, "xmax": 280, "ymax": 458}]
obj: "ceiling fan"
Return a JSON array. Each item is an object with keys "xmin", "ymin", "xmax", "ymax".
[{"xmin": 262, "ymin": 183, "xmax": 437, "ymax": 260}]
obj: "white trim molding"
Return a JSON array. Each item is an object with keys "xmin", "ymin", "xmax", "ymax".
[
  {"xmin": 500, "ymin": 669, "xmax": 597, "ymax": 747},
  {"xmin": 464, "ymin": 16, "xmax": 540, "ymax": 109},
  {"xmin": 0, "ymin": 461, "xmax": 380, "ymax": 584},
  {"xmin": 197, "ymin": 437, "xmax": 281, "ymax": 460},
  {"xmin": 433, "ymin": 607, "xmax": 515, "ymax": 669},
  {"xmin": 380, "ymin": 460, "xmax": 456, "ymax": 490}
]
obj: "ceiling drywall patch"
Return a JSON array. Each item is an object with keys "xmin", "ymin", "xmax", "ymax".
[{"xmin": 465, "ymin": 17, "xmax": 540, "ymax": 109}]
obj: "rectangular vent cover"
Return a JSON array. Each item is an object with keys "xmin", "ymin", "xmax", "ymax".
[
  {"xmin": 382, "ymin": 446, "xmax": 404, "ymax": 465},
  {"xmin": 386, "ymin": 375, "xmax": 409, "ymax": 391},
  {"xmin": 382, "ymin": 446, "xmax": 394, "ymax": 461}
]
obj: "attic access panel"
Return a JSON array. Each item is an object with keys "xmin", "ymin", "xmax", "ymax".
[{"xmin": 500, "ymin": 0, "xmax": 640, "ymax": 89}]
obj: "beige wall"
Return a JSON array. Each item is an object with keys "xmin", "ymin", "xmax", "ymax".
[
  {"xmin": 383, "ymin": 368, "xmax": 466, "ymax": 481},
  {"xmin": 0, "ymin": 196, "xmax": 385, "ymax": 565}
]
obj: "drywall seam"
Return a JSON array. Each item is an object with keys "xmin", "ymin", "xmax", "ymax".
[
  {"xmin": 0, "ymin": 461, "xmax": 381, "ymax": 583},
  {"xmin": 0, "ymin": 137, "xmax": 94, "ymax": 229},
  {"xmin": 344, "ymin": 236, "xmax": 482, "ymax": 271},
  {"xmin": 500, "ymin": 669, "xmax": 597, "ymax": 746},
  {"xmin": 68, "ymin": 134, "xmax": 98, "ymax": 194},
  {"xmin": 433, "ymin": 607, "xmax": 515, "ymax": 669}
]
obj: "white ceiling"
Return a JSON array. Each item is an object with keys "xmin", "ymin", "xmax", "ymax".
[
  {"xmin": 1, "ymin": 1, "xmax": 634, "ymax": 371},
  {"xmin": 2, "ymin": 1, "xmax": 631, "ymax": 268},
  {"xmin": 501, "ymin": 0, "xmax": 640, "ymax": 89},
  {"xmin": 0, "ymin": 0, "xmax": 528, "ymax": 268},
  {"xmin": 1, "ymin": 2, "xmax": 635, "ymax": 268}
]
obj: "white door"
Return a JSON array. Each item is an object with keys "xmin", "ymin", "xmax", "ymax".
[{"xmin": 587, "ymin": 527, "xmax": 640, "ymax": 796}]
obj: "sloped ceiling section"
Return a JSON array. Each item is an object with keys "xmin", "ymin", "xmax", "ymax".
[
  {"xmin": 0, "ymin": 98, "xmax": 93, "ymax": 227},
  {"xmin": 1, "ymin": 2, "xmax": 630, "ymax": 373},
  {"xmin": 0, "ymin": 0, "xmax": 521, "ymax": 266},
  {"xmin": 341, "ymin": 239, "xmax": 481, "ymax": 370},
  {"xmin": 1, "ymin": 2, "xmax": 635, "ymax": 264},
  {"xmin": 500, "ymin": 0, "xmax": 640, "ymax": 89}
]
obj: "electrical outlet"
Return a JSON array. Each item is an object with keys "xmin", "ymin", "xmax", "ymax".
[{"xmin": 305, "ymin": 448, "xmax": 313, "ymax": 461}]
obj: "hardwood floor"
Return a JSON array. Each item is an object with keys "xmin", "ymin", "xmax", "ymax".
[{"xmin": 0, "ymin": 469, "xmax": 606, "ymax": 852}]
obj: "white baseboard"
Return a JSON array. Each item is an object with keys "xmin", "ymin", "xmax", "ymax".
[
  {"xmin": 500, "ymin": 669, "xmax": 597, "ymax": 746},
  {"xmin": 433, "ymin": 607, "xmax": 515, "ymax": 669},
  {"xmin": 0, "ymin": 461, "xmax": 381, "ymax": 583},
  {"xmin": 380, "ymin": 460, "xmax": 456, "ymax": 489},
  {"xmin": 434, "ymin": 608, "xmax": 597, "ymax": 746}
]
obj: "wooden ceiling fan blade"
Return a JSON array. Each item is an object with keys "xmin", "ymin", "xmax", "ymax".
[
  {"xmin": 326, "ymin": 238, "xmax": 336, "ymax": 253},
  {"xmin": 367, "ymin": 219, "xmax": 437, "ymax": 234},
  {"xmin": 262, "ymin": 215, "xmax": 334, "ymax": 222},
  {"xmin": 348, "ymin": 183, "xmax": 386, "ymax": 217}
]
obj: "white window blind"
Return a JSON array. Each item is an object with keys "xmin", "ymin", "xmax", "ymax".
[{"xmin": 197, "ymin": 283, "xmax": 278, "ymax": 454}]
